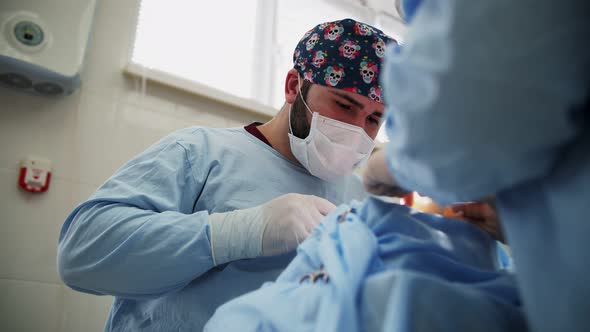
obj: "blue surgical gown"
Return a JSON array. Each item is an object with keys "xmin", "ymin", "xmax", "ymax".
[
  {"xmin": 205, "ymin": 197, "xmax": 524, "ymax": 332},
  {"xmin": 57, "ymin": 126, "xmax": 366, "ymax": 331},
  {"xmin": 383, "ymin": 1, "xmax": 590, "ymax": 331}
]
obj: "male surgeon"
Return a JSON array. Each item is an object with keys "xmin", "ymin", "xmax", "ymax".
[{"xmin": 58, "ymin": 18, "xmax": 396, "ymax": 331}]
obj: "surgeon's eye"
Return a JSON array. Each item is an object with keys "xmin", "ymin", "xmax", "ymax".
[
  {"xmin": 336, "ymin": 101, "xmax": 351, "ymax": 110},
  {"xmin": 367, "ymin": 115, "xmax": 380, "ymax": 125}
]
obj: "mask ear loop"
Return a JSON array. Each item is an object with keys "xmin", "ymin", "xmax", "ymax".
[
  {"xmin": 297, "ymin": 78, "xmax": 314, "ymax": 116},
  {"xmin": 288, "ymin": 103, "xmax": 295, "ymax": 135},
  {"xmin": 289, "ymin": 75, "xmax": 314, "ymax": 135}
]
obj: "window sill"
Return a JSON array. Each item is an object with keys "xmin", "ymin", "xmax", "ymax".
[{"xmin": 123, "ymin": 62, "xmax": 278, "ymax": 118}]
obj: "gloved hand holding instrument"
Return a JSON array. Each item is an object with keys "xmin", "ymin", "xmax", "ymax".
[{"xmin": 208, "ymin": 193, "xmax": 337, "ymax": 265}]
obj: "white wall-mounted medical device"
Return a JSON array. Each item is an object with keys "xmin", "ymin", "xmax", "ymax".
[{"xmin": 0, "ymin": 0, "xmax": 98, "ymax": 96}]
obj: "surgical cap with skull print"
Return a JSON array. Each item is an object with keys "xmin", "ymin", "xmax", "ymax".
[{"xmin": 293, "ymin": 18, "xmax": 397, "ymax": 104}]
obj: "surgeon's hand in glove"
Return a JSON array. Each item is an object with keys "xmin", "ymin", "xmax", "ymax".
[
  {"xmin": 259, "ymin": 194, "xmax": 337, "ymax": 256},
  {"xmin": 208, "ymin": 193, "xmax": 336, "ymax": 266},
  {"xmin": 450, "ymin": 200, "xmax": 505, "ymax": 243},
  {"xmin": 363, "ymin": 149, "xmax": 411, "ymax": 197}
]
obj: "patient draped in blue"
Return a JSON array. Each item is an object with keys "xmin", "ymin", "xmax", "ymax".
[{"xmin": 204, "ymin": 197, "xmax": 525, "ymax": 332}]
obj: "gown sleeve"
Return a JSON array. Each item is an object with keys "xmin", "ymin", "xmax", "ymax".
[{"xmin": 58, "ymin": 131, "xmax": 216, "ymax": 299}]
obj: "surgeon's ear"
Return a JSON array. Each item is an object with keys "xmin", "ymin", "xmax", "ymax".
[{"xmin": 284, "ymin": 68, "xmax": 300, "ymax": 105}]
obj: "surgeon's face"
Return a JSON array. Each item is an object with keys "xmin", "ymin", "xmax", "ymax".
[{"xmin": 290, "ymin": 80, "xmax": 384, "ymax": 140}]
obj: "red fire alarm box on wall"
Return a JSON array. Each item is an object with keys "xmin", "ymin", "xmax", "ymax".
[{"xmin": 18, "ymin": 156, "xmax": 52, "ymax": 193}]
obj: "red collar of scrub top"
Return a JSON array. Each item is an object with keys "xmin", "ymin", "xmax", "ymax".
[{"xmin": 244, "ymin": 122, "xmax": 272, "ymax": 148}]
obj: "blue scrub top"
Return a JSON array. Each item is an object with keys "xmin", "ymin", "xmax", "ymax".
[
  {"xmin": 57, "ymin": 126, "xmax": 367, "ymax": 331},
  {"xmin": 382, "ymin": 1, "xmax": 590, "ymax": 331}
]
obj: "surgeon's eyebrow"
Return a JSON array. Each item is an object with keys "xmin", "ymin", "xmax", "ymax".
[
  {"xmin": 330, "ymin": 91, "xmax": 383, "ymax": 118},
  {"xmin": 330, "ymin": 91, "xmax": 364, "ymax": 109}
]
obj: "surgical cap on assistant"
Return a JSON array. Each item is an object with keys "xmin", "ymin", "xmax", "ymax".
[{"xmin": 293, "ymin": 18, "xmax": 397, "ymax": 104}]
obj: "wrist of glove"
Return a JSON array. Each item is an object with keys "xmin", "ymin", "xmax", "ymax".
[
  {"xmin": 363, "ymin": 149, "xmax": 411, "ymax": 197},
  {"xmin": 208, "ymin": 205, "xmax": 266, "ymax": 266}
]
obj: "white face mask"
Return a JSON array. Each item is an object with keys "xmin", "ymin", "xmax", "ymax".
[{"xmin": 288, "ymin": 81, "xmax": 375, "ymax": 182}]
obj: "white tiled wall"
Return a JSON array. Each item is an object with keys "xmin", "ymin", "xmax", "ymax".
[
  {"xmin": 0, "ymin": 0, "xmax": 271, "ymax": 331},
  {"xmin": 0, "ymin": 279, "xmax": 63, "ymax": 332}
]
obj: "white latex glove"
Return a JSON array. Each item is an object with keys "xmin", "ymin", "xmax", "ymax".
[
  {"xmin": 260, "ymin": 193, "xmax": 336, "ymax": 256},
  {"xmin": 208, "ymin": 193, "xmax": 336, "ymax": 265},
  {"xmin": 363, "ymin": 149, "xmax": 411, "ymax": 197}
]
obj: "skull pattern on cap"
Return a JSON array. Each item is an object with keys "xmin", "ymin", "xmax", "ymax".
[{"xmin": 293, "ymin": 18, "xmax": 397, "ymax": 104}]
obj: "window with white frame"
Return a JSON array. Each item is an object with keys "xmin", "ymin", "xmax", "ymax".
[{"xmin": 131, "ymin": 0, "xmax": 406, "ymax": 141}]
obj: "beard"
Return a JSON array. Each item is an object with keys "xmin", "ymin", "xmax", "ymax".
[{"xmin": 290, "ymin": 82, "xmax": 312, "ymax": 139}]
